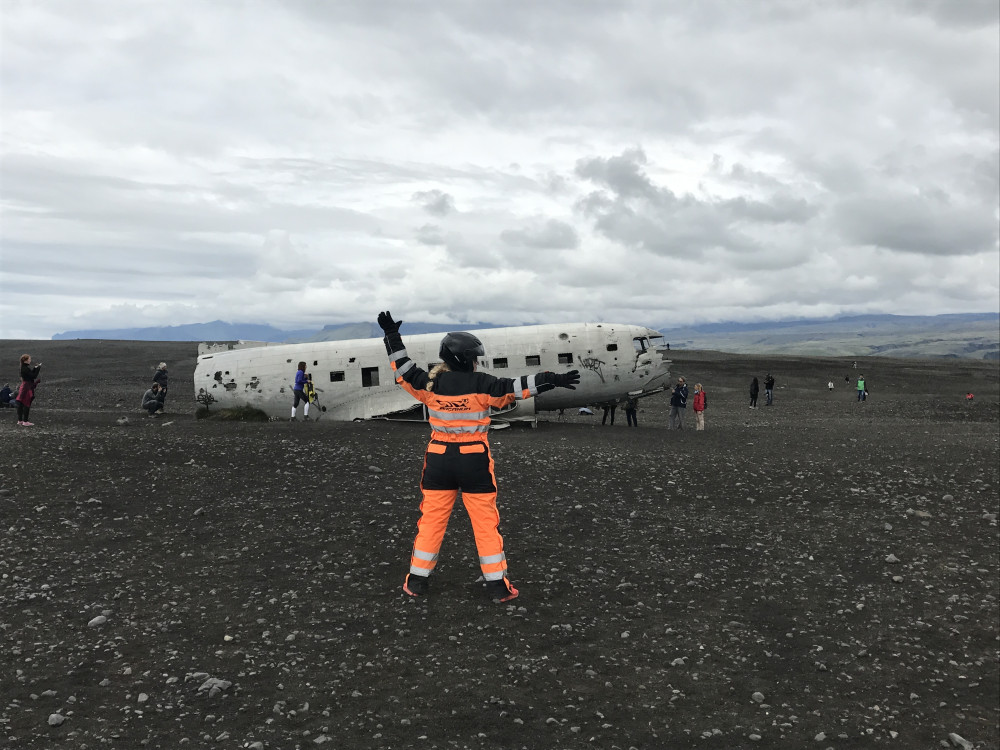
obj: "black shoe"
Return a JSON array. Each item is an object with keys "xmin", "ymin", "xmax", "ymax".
[
  {"xmin": 402, "ymin": 574, "xmax": 429, "ymax": 597},
  {"xmin": 485, "ymin": 577, "xmax": 519, "ymax": 603}
]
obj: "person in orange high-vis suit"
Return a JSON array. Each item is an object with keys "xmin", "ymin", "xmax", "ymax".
[{"xmin": 378, "ymin": 311, "xmax": 580, "ymax": 602}]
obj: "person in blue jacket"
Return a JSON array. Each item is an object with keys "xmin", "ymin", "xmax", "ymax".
[{"xmin": 290, "ymin": 361, "xmax": 311, "ymax": 421}]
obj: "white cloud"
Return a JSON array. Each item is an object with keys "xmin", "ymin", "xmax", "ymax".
[{"xmin": 0, "ymin": 0, "xmax": 997, "ymax": 338}]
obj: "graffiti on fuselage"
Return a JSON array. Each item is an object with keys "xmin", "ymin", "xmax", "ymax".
[{"xmin": 579, "ymin": 357, "xmax": 606, "ymax": 383}]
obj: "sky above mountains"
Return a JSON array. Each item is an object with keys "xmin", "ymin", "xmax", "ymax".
[{"xmin": 1, "ymin": 0, "xmax": 998, "ymax": 339}]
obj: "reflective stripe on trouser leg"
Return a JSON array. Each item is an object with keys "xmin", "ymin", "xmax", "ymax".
[
  {"xmin": 462, "ymin": 491, "xmax": 507, "ymax": 580},
  {"xmin": 409, "ymin": 488, "xmax": 459, "ymax": 576}
]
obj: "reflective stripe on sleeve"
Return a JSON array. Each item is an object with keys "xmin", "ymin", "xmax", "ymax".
[
  {"xmin": 513, "ymin": 374, "xmax": 538, "ymax": 400},
  {"xmin": 395, "ymin": 359, "xmax": 415, "ymax": 375},
  {"xmin": 479, "ymin": 552, "xmax": 505, "ymax": 565},
  {"xmin": 389, "ymin": 349, "xmax": 409, "ymax": 363},
  {"xmin": 412, "ymin": 549, "xmax": 438, "ymax": 562}
]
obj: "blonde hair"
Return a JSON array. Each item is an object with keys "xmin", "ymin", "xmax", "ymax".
[
  {"xmin": 695, "ymin": 383, "xmax": 703, "ymax": 391},
  {"xmin": 426, "ymin": 363, "xmax": 451, "ymax": 392}
]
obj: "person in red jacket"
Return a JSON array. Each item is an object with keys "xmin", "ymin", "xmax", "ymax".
[
  {"xmin": 692, "ymin": 383, "xmax": 707, "ymax": 430},
  {"xmin": 378, "ymin": 311, "xmax": 579, "ymax": 603}
]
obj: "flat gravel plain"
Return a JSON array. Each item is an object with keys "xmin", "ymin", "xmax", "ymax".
[{"xmin": 1, "ymin": 340, "xmax": 997, "ymax": 750}]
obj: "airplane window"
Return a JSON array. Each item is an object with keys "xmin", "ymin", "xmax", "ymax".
[
  {"xmin": 648, "ymin": 335, "xmax": 665, "ymax": 348},
  {"xmin": 633, "ymin": 337, "xmax": 649, "ymax": 353},
  {"xmin": 606, "ymin": 344, "xmax": 618, "ymax": 351},
  {"xmin": 361, "ymin": 367, "xmax": 380, "ymax": 387},
  {"xmin": 313, "ymin": 360, "xmax": 318, "ymax": 366},
  {"xmin": 330, "ymin": 371, "xmax": 345, "ymax": 382},
  {"xmin": 493, "ymin": 357, "xmax": 508, "ymax": 368},
  {"xmin": 558, "ymin": 353, "xmax": 573, "ymax": 364},
  {"xmin": 525, "ymin": 355, "xmax": 540, "ymax": 366}
]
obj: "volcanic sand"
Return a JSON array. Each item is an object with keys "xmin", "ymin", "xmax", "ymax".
[{"xmin": 1, "ymin": 340, "xmax": 997, "ymax": 749}]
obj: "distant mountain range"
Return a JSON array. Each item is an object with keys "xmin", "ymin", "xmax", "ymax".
[
  {"xmin": 52, "ymin": 313, "xmax": 999, "ymax": 360},
  {"xmin": 659, "ymin": 313, "xmax": 1000, "ymax": 360}
]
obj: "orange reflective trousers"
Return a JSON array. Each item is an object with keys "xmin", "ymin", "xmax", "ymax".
[{"xmin": 408, "ymin": 440, "xmax": 509, "ymax": 582}]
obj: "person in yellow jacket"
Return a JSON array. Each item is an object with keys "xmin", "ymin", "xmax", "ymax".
[{"xmin": 378, "ymin": 311, "xmax": 580, "ymax": 602}]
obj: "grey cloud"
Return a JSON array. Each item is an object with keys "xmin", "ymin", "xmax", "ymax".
[
  {"xmin": 415, "ymin": 224, "xmax": 446, "ymax": 246},
  {"xmin": 499, "ymin": 219, "xmax": 579, "ymax": 250},
  {"xmin": 722, "ymin": 195, "xmax": 818, "ymax": 225},
  {"xmin": 0, "ymin": 154, "xmax": 380, "ymax": 237},
  {"xmin": 834, "ymin": 192, "xmax": 997, "ymax": 256},
  {"xmin": 575, "ymin": 149, "xmax": 656, "ymax": 200},
  {"xmin": 904, "ymin": 0, "xmax": 1000, "ymax": 28},
  {"xmin": 413, "ymin": 189, "xmax": 456, "ymax": 216},
  {"xmin": 574, "ymin": 149, "xmax": 806, "ymax": 258},
  {"xmin": 443, "ymin": 237, "xmax": 501, "ymax": 269}
]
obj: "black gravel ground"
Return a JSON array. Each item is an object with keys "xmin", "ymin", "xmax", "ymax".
[{"xmin": 1, "ymin": 340, "xmax": 997, "ymax": 750}]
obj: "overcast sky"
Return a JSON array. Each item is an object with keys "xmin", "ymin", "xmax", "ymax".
[{"xmin": 1, "ymin": 0, "xmax": 998, "ymax": 339}]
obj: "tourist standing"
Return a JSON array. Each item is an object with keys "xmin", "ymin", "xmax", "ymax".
[
  {"xmin": 152, "ymin": 362, "xmax": 169, "ymax": 405},
  {"xmin": 624, "ymin": 395, "xmax": 638, "ymax": 427},
  {"xmin": 378, "ymin": 310, "xmax": 579, "ymax": 602},
  {"xmin": 15, "ymin": 354, "xmax": 41, "ymax": 427},
  {"xmin": 601, "ymin": 401, "xmax": 617, "ymax": 426},
  {"xmin": 290, "ymin": 361, "xmax": 311, "ymax": 421},
  {"xmin": 692, "ymin": 383, "xmax": 707, "ymax": 430},
  {"xmin": 669, "ymin": 377, "xmax": 688, "ymax": 429}
]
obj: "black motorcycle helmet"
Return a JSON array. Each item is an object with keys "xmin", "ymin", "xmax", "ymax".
[{"xmin": 439, "ymin": 332, "xmax": 485, "ymax": 372}]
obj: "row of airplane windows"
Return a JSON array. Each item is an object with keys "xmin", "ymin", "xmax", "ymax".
[
  {"xmin": 330, "ymin": 351, "xmax": 582, "ymax": 387},
  {"xmin": 285, "ymin": 342, "xmax": 635, "ymax": 388}
]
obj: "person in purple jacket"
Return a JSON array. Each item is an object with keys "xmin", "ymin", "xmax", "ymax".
[{"xmin": 290, "ymin": 361, "xmax": 311, "ymax": 421}]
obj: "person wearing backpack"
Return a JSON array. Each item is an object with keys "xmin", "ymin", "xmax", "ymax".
[{"xmin": 693, "ymin": 383, "xmax": 707, "ymax": 430}]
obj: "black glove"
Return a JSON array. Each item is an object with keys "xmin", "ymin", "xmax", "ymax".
[
  {"xmin": 377, "ymin": 311, "xmax": 402, "ymax": 335},
  {"xmin": 536, "ymin": 370, "xmax": 580, "ymax": 391},
  {"xmin": 554, "ymin": 370, "xmax": 580, "ymax": 390}
]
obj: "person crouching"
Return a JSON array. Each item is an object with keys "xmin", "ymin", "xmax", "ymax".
[{"xmin": 142, "ymin": 383, "xmax": 165, "ymax": 417}]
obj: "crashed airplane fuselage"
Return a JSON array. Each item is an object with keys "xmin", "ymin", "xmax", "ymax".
[{"xmin": 194, "ymin": 322, "xmax": 671, "ymax": 423}]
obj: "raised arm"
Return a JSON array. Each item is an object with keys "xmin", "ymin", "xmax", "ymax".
[{"xmin": 378, "ymin": 311, "xmax": 430, "ymax": 392}]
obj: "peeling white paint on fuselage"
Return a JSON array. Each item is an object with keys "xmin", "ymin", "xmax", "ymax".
[{"xmin": 194, "ymin": 323, "xmax": 671, "ymax": 422}]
